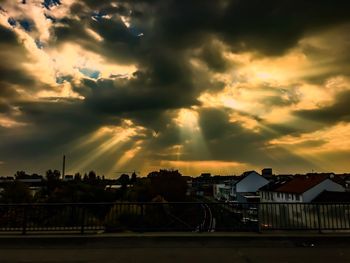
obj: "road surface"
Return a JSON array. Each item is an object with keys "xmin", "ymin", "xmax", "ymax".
[
  {"xmin": 1, "ymin": 246, "xmax": 349, "ymax": 263},
  {"xmin": 1, "ymin": 234, "xmax": 350, "ymax": 263}
]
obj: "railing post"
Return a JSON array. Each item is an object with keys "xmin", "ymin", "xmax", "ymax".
[
  {"xmin": 347, "ymin": 203, "xmax": 350, "ymax": 230},
  {"xmin": 316, "ymin": 203, "xmax": 322, "ymax": 234},
  {"xmin": 257, "ymin": 203, "xmax": 261, "ymax": 233},
  {"xmin": 80, "ymin": 205, "xmax": 86, "ymax": 235},
  {"xmin": 140, "ymin": 203, "xmax": 145, "ymax": 232},
  {"xmin": 22, "ymin": 205, "xmax": 27, "ymax": 235}
]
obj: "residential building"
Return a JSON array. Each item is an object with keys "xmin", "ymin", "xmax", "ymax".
[
  {"xmin": 231, "ymin": 171, "xmax": 269, "ymax": 202},
  {"xmin": 260, "ymin": 174, "xmax": 345, "ymax": 203},
  {"xmin": 191, "ymin": 174, "xmax": 237, "ymax": 197},
  {"xmin": 15, "ymin": 174, "xmax": 43, "ymax": 184},
  {"xmin": 213, "ymin": 182, "xmax": 232, "ymax": 201},
  {"xmin": 259, "ymin": 174, "xmax": 347, "ymax": 229},
  {"xmin": 63, "ymin": 175, "xmax": 74, "ymax": 181}
]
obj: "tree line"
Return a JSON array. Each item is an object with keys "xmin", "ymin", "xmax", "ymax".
[{"xmin": 0, "ymin": 169, "xmax": 188, "ymax": 204}]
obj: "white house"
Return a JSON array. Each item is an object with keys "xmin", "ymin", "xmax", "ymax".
[
  {"xmin": 260, "ymin": 174, "xmax": 345, "ymax": 203},
  {"xmin": 231, "ymin": 171, "xmax": 269, "ymax": 202},
  {"xmin": 63, "ymin": 175, "xmax": 74, "ymax": 182},
  {"xmin": 214, "ymin": 182, "xmax": 232, "ymax": 201},
  {"xmin": 16, "ymin": 175, "xmax": 43, "ymax": 184},
  {"xmin": 259, "ymin": 174, "xmax": 346, "ymax": 229}
]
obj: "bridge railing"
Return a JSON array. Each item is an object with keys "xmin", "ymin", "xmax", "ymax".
[{"xmin": 0, "ymin": 202, "xmax": 349, "ymax": 234}]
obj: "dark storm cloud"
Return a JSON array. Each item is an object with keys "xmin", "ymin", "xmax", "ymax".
[
  {"xmin": 300, "ymin": 27, "xmax": 350, "ymax": 85},
  {"xmin": 198, "ymin": 108, "xmax": 273, "ymax": 156},
  {"xmin": 0, "ymin": 25, "xmax": 38, "ymax": 100},
  {"xmin": 264, "ymin": 121, "xmax": 322, "ymax": 138},
  {"xmin": 143, "ymin": 123, "xmax": 182, "ymax": 160},
  {"xmin": 49, "ymin": 0, "xmax": 350, "ymax": 112},
  {"xmin": 79, "ymin": 73, "xmax": 197, "ymax": 117},
  {"xmin": 295, "ymin": 90, "xmax": 350, "ymax": 124},
  {"xmin": 0, "ymin": 98, "xmax": 122, "ymax": 158},
  {"xmin": 0, "ymin": 24, "xmax": 17, "ymax": 43},
  {"xmin": 79, "ymin": 0, "xmax": 115, "ymax": 9},
  {"xmin": 110, "ymin": 0, "xmax": 350, "ymax": 55},
  {"xmin": 75, "ymin": 42, "xmax": 200, "ymax": 120},
  {"xmin": 192, "ymin": 107, "xmax": 313, "ymax": 168},
  {"xmin": 47, "ymin": 0, "xmax": 350, "ymax": 118},
  {"xmin": 51, "ymin": 0, "xmax": 350, "ymax": 66},
  {"xmin": 0, "ymin": 84, "xmax": 19, "ymax": 99},
  {"xmin": 51, "ymin": 2, "xmax": 142, "ymax": 64},
  {"xmin": 0, "ymin": 100, "xmax": 11, "ymax": 113},
  {"xmin": 217, "ymin": 1, "xmax": 350, "ymax": 55},
  {"xmin": 197, "ymin": 40, "xmax": 230, "ymax": 72},
  {"xmin": 0, "ymin": 65, "xmax": 36, "ymax": 89},
  {"xmin": 2, "ymin": 0, "xmax": 350, "ymax": 174},
  {"xmin": 258, "ymin": 89, "xmax": 350, "ymax": 140},
  {"xmin": 123, "ymin": 109, "xmax": 175, "ymax": 134}
]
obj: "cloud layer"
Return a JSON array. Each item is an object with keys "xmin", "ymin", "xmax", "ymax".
[{"xmin": 1, "ymin": 0, "xmax": 350, "ymax": 176}]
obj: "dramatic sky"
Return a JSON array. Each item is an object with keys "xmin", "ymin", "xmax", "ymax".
[{"xmin": 1, "ymin": 0, "xmax": 350, "ymax": 177}]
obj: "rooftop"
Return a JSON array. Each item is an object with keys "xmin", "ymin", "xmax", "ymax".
[{"xmin": 274, "ymin": 175, "xmax": 329, "ymax": 194}]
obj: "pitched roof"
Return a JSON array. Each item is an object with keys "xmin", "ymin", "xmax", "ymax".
[
  {"xmin": 241, "ymin": 170, "xmax": 257, "ymax": 177},
  {"xmin": 234, "ymin": 171, "xmax": 261, "ymax": 185},
  {"xmin": 274, "ymin": 175, "xmax": 329, "ymax": 194},
  {"xmin": 259, "ymin": 180, "xmax": 290, "ymax": 191}
]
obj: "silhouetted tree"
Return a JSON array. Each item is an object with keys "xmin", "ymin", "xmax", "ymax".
[
  {"xmin": 126, "ymin": 178, "xmax": 155, "ymax": 202},
  {"xmin": 130, "ymin": 172, "xmax": 137, "ymax": 184},
  {"xmin": 47, "ymin": 182, "xmax": 115, "ymax": 203},
  {"xmin": 14, "ymin": 170, "xmax": 28, "ymax": 179},
  {"xmin": 45, "ymin": 169, "xmax": 61, "ymax": 195},
  {"xmin": 46, "ymin": 169, "xmax": 60, "ymax": 181},
  {"xmin": 118, "ymin": 174, "xmax": 130, "ymax": 190},
  {"xmin": 147, "ymin": 170, "xmax": 187, "ymax": 201},
  {"xmin": 74, "ymin": 172, "xmax": 82, "ymax": 181},
  {"xmin": 88, "ymin": 171, "xmax": 97, "ymax": 181},
  {"xmin": 0, "ymin": 181, "xmax": 32, "ymax": 203}
]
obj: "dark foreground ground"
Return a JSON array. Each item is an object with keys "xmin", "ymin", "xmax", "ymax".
[{"xmin": 1, "ymin": 233, "xmax": 350, "ymax": 263}]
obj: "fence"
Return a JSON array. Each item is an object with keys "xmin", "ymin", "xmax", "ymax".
[{"xmin": 0, "ymin": 202, "xmax": 349, "ymax": 234}]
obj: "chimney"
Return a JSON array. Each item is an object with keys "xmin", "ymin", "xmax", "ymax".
[
  {"xmin": 262, "ymin": 168, "xmax": 273, "ymax": 178},
  {"xmin": 62, "ymin": 155, "xmax": 66, "ymax": 179}
]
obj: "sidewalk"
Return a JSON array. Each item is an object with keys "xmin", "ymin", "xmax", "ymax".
[{"xmin": 0, "ymin": 231, "xmax": 350, "ymax": 248}]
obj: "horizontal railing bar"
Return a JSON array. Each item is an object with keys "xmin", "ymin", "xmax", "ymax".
[
  {"xmin": 0, "ymin": 202, "xmax": 349, "ymax": 233},
  {"xmin": 1, "ymin": 202, "xmax": 350, "ymax": 206}
]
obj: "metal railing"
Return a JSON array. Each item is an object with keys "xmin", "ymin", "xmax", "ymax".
[{"xmin": 0, "ymin": 202, "xmax": 349, "ymax": 234}]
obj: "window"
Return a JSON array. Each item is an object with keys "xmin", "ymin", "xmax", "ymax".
[{"xmin": 296, "ymin": 195, "xmax": 300, "ymax": 201}]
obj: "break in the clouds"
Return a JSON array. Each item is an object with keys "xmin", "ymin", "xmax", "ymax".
[{"xmin": 1, "ymin": 0, "xmax": 350, "ymax": 176}]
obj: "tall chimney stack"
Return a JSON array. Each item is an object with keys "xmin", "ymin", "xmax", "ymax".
[{"xmin": 62, "ymin": 155, "xmax": 66, "ymax": 179}]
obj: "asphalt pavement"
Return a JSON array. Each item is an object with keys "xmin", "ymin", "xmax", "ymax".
[{"xmin": 1, "ymin": 233, "xmax": 350, "ymax": 263}]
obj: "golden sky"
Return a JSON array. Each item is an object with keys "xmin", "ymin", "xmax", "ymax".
[{"xmin": 1, "ymin": 0, "xmax": 350, "ymax": 177}]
